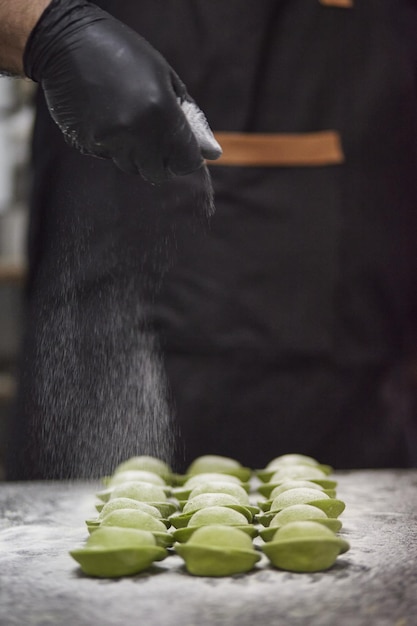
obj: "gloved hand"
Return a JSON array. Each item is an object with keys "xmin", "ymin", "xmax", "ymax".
[{"xmin": 24, "ymin": 0, "xmax": 221, "ymax": 182}]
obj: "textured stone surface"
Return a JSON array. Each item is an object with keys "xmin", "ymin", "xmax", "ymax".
[{"xmin": 0, "ymin": 470, "xmax": 416, "ymax": 626}]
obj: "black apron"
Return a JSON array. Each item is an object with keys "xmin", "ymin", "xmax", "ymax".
[{"xmin": 7, "ymin": 0, "xmax": 417, "ymax": 478}]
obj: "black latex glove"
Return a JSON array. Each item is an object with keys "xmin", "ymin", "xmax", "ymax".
[{"xmin": 24, "ymin": 0, "xmax": 221, "ymax": 182}]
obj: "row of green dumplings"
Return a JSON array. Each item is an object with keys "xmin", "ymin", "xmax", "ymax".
[
  {"xmin": 254, "ymin": 454, "xmax": 349, "ymax": 572},
  {"xmin": 169, "ymin": 457, "xmax": 260, "ymax": 576},
  {"xmin": 69, "ymin": 453, "xmax": 349, "ymax": 577},
  {"xmin": 70, "ymin": 456, "xmax": 176, "ymax": 577}
]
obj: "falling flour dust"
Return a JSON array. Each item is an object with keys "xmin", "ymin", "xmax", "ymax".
[{"xmin": 26, "ymin": 160, "xmax": 215, "ymax": 479}]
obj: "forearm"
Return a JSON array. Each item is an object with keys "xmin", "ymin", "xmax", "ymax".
[{"xmin": 0, "ymin": 0, "xmax": 51, "ymax": 75}]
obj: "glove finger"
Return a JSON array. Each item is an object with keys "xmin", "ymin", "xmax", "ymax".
[
  {"xmin": 180, "ymin": 99, "xmax": 222, "ymax": 161},
  {"xmin": 110, "ymin": 141, "xmax": 169, "ymax": 181},
  {"xmin": 171, "ymin": 73, "xmax": 222, "ymax": 161},
  {"xmin": 165, "ymin": 126, "xmax": 204, "ymax": 177},
  {"xmin": 111, "ymin": 151, "xmax": 143, "ymax": 176},
  {"xmin": 136, "ymin": 103, "xmax": 204, "ymax": 179},
  {"xmin": 170, "ymin": 70, "xmax": 189, "ymax": 102}
]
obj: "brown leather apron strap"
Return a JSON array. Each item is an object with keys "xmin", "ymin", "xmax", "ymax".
[
  {"xmin": 210, "ymin": 131, "xmax": 345, "ymax": 167},
  {"xmin": 319, "ymin": 0, "xmax": 353, "ymax": 8}
]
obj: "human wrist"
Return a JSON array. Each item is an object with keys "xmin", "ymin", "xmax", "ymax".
[
  {"xmin": 23, "ymin": 0, "xmax": 95, "ymax": 81},
  {"xmin": 0, "ymin": 0, "xmax": 52, "ymax": 75}
]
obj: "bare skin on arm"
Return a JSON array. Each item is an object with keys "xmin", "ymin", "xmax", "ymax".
[{"xmin": 0, "ymin": 0, "xmax": 51, "ymax": 75}]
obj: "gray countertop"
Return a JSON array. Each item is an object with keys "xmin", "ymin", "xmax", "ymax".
[{"xmin": 0, "ymin": 470, "xmax": 416, "ymax": 626}]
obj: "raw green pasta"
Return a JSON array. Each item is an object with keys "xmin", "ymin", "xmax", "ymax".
[
  {"xmin": 259, "ymin": 504, "xmax": 342, "ymax": 541},
  {"xmin": 185, "ymin": 455, "xmax": 252, "ymax": 482},
  {"xmin": 175, "ymin": 525, "xmax": 260, "ymax": 576},
  {"xmin": 261, "ymin": 521, "xmax": 349, "ymax": 572},
  {"xmin": 99, "ymin": 509, "xmax": 173, "ymax": 548},
  {"xmin": 112, "ymin": 455, "xmax": 172, "ymax": 479},
  {"xmin": 70, "ymin": 527, "xmax": 166, "ymax": 578}
]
